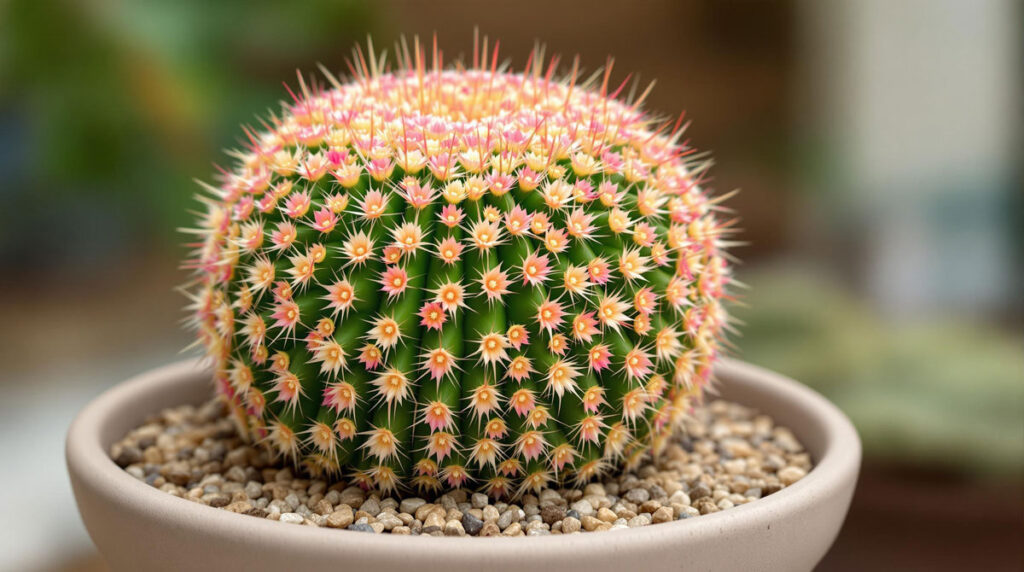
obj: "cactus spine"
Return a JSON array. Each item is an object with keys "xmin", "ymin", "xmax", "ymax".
[{"xmin": 186, "ymin": 38, "xmax": 733, "ymax": 497}]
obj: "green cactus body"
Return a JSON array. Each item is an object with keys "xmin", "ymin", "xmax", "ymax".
[{"xmin": 187, "ymin": 40, "xmax": 732, "ymax": 497}]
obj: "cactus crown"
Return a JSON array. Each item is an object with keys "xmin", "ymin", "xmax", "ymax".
[{"xmin": 186, "ymin": 37, "xmax": 733, "ymax": 498}]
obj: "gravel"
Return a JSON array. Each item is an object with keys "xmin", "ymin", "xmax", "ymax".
[{"xmin": 110, "ymin": 398, "xmax": 811, "ymax": 536}]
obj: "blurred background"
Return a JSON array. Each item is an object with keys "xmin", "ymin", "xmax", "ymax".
[{"xmin": 1, "ymin": 0, "xmax": 1020, "ymax": 570}]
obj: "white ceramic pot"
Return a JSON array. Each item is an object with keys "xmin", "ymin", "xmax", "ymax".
[{"xmin": 67, "ymin": 359, "xmax": 860, "ymax": 572}]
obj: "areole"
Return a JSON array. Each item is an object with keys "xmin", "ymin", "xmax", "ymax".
[{"xmin": 67, "ymin": 358, "xmax": 860, "ymax": 572}]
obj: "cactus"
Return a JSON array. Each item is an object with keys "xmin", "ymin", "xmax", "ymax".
[{"xmin": 185, "ymin": 37, "xmax": 733, "ymax": 497}]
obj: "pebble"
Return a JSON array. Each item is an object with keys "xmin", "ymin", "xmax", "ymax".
[
  {"xmin": 562, "ymin": 516, "xmax": 582, "ymax": 533},
  {"xmin": 425, "ymin": 511, "xmax": 446, "ymax": 529},
  {"xmin": 439, "ymin": 495, "xmax": 457, "ymax": 510},
  {"xmin": 113, "ymin": 445, "xmax": 143, "ymax": 467},
  {"xmin": 569, "ymin": 499, "xmax": 595, "ymax": 517},
  {"xmin": 206, "ymin": 493, "xmax": 230, "ymax": 508},
  {"xmin": 461, "ymin": 512, "xmax": 484, "ymax": 535},
  {"xmin": 114, "ymin": 397, "xmax": 811, "ymax": 537},
  {"xmin": 669, "ymin": 491, "xmax": 691, "ymax": 505},
  {"xmin": 339, "ymin": 487, "xmax": 364, "ymax": 507},
  {"xmin": 652, "ymin": 507, "xmax": 674, "ymax": 524},
  {"xmin": 161, "ymin": 461, "xmax": 191, "ymax": 486},
  {"xmin": 723, "ymin": 459, "xmax": 747, "ymax": 475},
  {"xmin": 778, "ymin": 466, "xmax": 807, "ymax": 485},
  {"xmin": 377, "ymin": 513, "xmax": 403, "ymax": 531},
  {"xmin": 399, "ymin": 497, "xmax": 426, "ymax": 515},
  {"xmin": 580, "ymin": 515, "xmax": 603, "ymax": 531},
  {"xmin": 414, "ymin": 504, "xmax": 435, "ymax": 522},
  {"xmin": 326, "ymin": 507, "xmax": 354, "ymax": 529},
  {"xmin": 690, "ymin": 483, "xmax": 712, "ymax": 500},
  {"xmin": 694, "ymin": 498, "xmax": 719, "ymax": 515},
  {"xmin": 481, "ymin": 505, "xmax": 500, "ymax": 522},
  {"xmin": 596, "ymin": 507, "xmax": 617, "ymax": 522},
  {"xmin": 497, "ymin": 509, "xmax": 516, "ymax": 530},
  {"xmin": 524, "ymin": 520, "xmax": 547, "ymax": 533},
  {"xmin": 444, "ymin": 520, "xmax": 465, "ymax": 536},
  {"xmin": 279, "ymin": 513, "xmax": 304, "ymax": 525},
  {"xmin": 358, "ymin": 498, "xmax": 380, "ymax": 516},
  {"xmin": 225, "ymin": 501, "xmax": 252, "ymax": 513},
  {"xmin": 540, "ymin": 505, "xmax": 565, "ymax": 525},
  {"xmin": 242, "ymin": 482, "xmax": 262, "ymax": 501},
  {"xmin": 313, "ymin": 499, "xmax": 333, "ymax": 515},
  {"xmin": 624, "ymin": 488, "xmax": 650, "ymax": 503},
  {"xmin": 627, "ymin": 515, "xmax": 651, "ymax": 527}
]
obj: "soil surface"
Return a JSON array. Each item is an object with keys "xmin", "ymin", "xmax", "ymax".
[{"xmin": 111, "ymin": 397, "xmax": 812, "ymax": 536}]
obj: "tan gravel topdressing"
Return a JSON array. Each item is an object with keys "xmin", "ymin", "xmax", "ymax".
[{"xmin": 111, "ymin": 398, "xmax": 811, "ymax": 536}]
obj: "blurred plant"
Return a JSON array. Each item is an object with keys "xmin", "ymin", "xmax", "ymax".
[
  {"xmin": 739, "ymin": 266, "xmax": 1024, "ymax": 477},
  {"xmin": 0, "ymin": 0, "xmax": 376, "ymax": 270},
  {"xmin": 187, "ymin": 40, "xmax": 734, "ymax": 495}
]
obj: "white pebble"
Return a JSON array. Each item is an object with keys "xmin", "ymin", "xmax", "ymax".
[
  {"xmin": 279, "ymin": 513, "xmax": 304, "ymax": 525},
  {"xmin": 627, "ymin": 515, "xmax": 651, "ymax": 527},
  {"xmin": 669, "ymin": 491, "xmax": 691, "ymax": 506},
  {"xmin": 570, "ymin": 499, "xmax": 595, "ymax": 517}
]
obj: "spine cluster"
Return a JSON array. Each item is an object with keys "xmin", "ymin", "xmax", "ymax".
[{"xmin": 186, "ymin": 40, "xmax": 733, "ymax": 497}]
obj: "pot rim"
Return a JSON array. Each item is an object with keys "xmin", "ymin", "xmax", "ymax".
[{"xmin": 67, "ymin": 358, "xmax": 860, "ymax": 556}]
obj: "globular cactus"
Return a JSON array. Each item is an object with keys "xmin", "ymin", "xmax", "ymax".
[{"xmin": 186, "ymin": 38, "xmax": 733, "ymax": 498}]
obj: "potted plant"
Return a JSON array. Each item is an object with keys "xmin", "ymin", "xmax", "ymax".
[{"xmin": 67, "ymin": 38, "xmax": 860, "ymax": 571}]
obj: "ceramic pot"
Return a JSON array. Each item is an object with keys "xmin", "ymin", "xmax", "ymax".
[{"xmin": 67, "ymin": 359, "xmax": 860, "ymax": 571}]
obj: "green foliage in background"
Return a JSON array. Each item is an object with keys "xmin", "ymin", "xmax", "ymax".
[
  {"xmin": 739, "ymin": 267, "xmax": 1024, "ymax": 478},
  {"xmin": 0, "ymin": 0, "xmax": 376, "ymax": 265}
]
